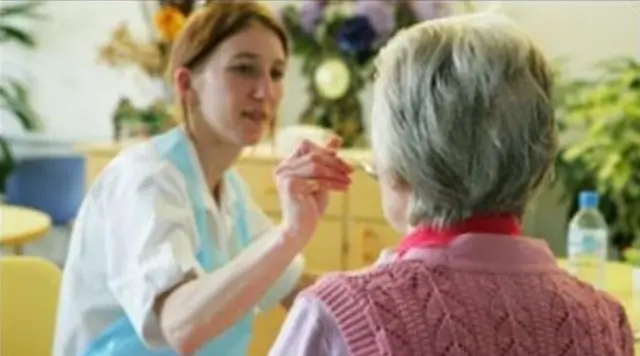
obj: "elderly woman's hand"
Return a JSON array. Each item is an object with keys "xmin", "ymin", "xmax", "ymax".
[{"xmin": 274, "ymin": 137, "xmax": 353, "ymax": 244}]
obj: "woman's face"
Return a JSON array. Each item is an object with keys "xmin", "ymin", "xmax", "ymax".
[{"xmin": 189, "ymin": 23, "xmax": 287, "ymax": 146}]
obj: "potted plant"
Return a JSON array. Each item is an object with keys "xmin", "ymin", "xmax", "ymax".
[
  {"xmin": 554, "ymin": 57, "xmax": 640, "ymax": 257},
  {"xmin": 112, "ymin": 97, "xmax": 174, "ymax": 141},
  {"xmin": 0, "ymin": 0, "xmax": 44, "ymax": 193}
]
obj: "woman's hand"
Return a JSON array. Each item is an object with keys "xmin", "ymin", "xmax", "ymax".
[{"xmin": 274, "ymin": 137, "xmax": 353, "ymax": 244}]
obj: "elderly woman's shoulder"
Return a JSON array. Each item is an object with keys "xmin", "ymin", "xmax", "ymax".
[
  {"xmin": 305, "ymin": 260, "xmax": 433, "ymax": 297},
  {"xmin": 561, "ymin": 272, "xmax": 632, "ymax": 320},
  {"xmin": 306, "ymin": 261, "xmax": 631, "ymax": 319}
]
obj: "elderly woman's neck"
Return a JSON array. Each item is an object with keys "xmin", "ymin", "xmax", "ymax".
[{"xmin": 186, "ymin": 125, "xmax": 243, "ymax": 193}]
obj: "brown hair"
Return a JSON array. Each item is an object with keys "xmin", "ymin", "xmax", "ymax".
[{"xmin": 167, "ymin": 1, "xmax": 288, "ymax": 130}]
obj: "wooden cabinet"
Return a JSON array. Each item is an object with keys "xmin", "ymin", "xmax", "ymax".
[
  {"xmin": 348, "ymin": 169, "xmax": 386, "ymax": 220},
  {"xmin": 265, "ymin": 213, "xmax": 345, "ymax": 272},
  {"xmin": 347, "ymin": 222, "xmax": 399, "ymax": 269},
  {"xmin": 76, "ymin": 142, "xmax": 400, "ymax": 355},
  {"xmin": 248, "ymin": 307, "xmax": 287, "ymax": 356}
]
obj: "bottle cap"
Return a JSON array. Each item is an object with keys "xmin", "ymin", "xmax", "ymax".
[{"xmin": 579, "ymin": 190, "xmax": 599, "ymax": 209}]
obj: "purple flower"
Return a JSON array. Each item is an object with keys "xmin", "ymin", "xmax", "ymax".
[
  {"xmin": 410, "ymin": 0, "xmax": 451, "ymax": 21},
  {"xmin": 299, "ymin": 1, "xmax": 326, "ymax": 34},
  {"xmin": 336, "ymin": 16, "xmax": 377, "ymax": 63},
  {"xmin": 353, "ymin": 0, "xmax": 396, "ymax": 41}
]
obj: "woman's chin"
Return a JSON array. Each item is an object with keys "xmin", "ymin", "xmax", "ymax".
[
  {"xmin": 240, "ymin": 128, "xmax": 265, "ymax": 146},
  {"xmin": 239, "ymin": 122, "xmax": 268, "ymax": 146},
  {"xmin": 243, "ymin": 135, "xmax": 262, "ymax": 146}
]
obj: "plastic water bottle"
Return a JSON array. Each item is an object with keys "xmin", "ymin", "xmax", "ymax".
[{"xmin": 567, "ymin": 190, "xmax": 608, "ymax": 289}]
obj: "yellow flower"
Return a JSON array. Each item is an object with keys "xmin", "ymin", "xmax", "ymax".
[{"xmin": 154, "ymin": 5, "xmax": 186, "ymax": 42}]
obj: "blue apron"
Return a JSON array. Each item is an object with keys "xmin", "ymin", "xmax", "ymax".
[{"xmin": 83, "ymin": 128, "xmax": 254, "ymax": 355}]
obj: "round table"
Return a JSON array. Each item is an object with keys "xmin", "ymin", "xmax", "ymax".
[{"xmin": 0, "ymin": 204, "xmax": 52, "ymax": 254}]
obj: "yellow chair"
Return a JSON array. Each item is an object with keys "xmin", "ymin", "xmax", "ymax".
[{"xmin": 0, "ymin": 256, "xmax": 62, "ymax": 356}]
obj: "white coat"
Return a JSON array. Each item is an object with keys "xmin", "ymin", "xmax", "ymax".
[{"xmin": 53, "ymin": 128, "xmax": 304, "ymax": 356}]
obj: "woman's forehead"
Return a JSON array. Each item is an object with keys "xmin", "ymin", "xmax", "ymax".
[{"xmin": 211, "ymin": 24, "xmax": 287, "ymax": 64}]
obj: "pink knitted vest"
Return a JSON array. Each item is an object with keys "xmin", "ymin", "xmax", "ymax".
[{"xmin": 305, "ymin": 236, "xmax": 634, "ymax": 356}]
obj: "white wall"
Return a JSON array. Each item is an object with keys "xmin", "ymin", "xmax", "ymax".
[
  {"xmin": 504, "ymin": 1, "xmax": 639, "ymax": 78},
  {"xmin": 1, "ymin": 0, "xmax": 637, "ymax": 141},
  {"xmin": 1, "ymin": 1, "xmax": 149, "ymax": 140}
]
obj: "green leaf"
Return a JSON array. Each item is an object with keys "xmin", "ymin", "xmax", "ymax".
[
  {"xmin": 562, "ymin": 136, "xmax": 609, "ymax": 161},
  {"xmin": 0, "ymin": 1, "xmax": 43, "ymax": 19},
  {"xmin": 0, "ymin": 1, "xmax": 44, "ymax": 47},
  {"xmin": 0, "ymin": 78, "xmax": 40, "ymax": 130},
  {"xmin": 623, "ymin": 248, "xmax": 640, "ymax": 266},
  {"xmin": 0, "ymin": 137, "xmax": 15, "ymax": 164},
  {"xmin": 0, "ymin": 137, "xmax": 17, "ymax": 193},
  {"xmin": 596, "ymin": 152, "xmax": 621, "ymax": 182},
  {"xmin": 13, "ymin": 80, "xmax": 28, "ymax": 101},
  {"xmin": 0, "ymin": 24, "xmax": 36, "ymax": 46}
]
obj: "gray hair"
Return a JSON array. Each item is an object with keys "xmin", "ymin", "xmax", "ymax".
[{"xmin": 371, "ymin": 13, "xmax": 557, "ymax": 228}]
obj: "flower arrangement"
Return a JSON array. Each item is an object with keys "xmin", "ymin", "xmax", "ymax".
[
  {"xmin": 279, "ymin": 0, "xmax": 462, "ymax": 147},
  {"xmin": 98, "ymin": 0, "xmax": 200, "ymax": 77},
  {"xmin": 98, "ymin": 0, "xmax": 208, "ymax": 139}
]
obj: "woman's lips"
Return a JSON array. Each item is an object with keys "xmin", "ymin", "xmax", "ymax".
[{"xmin": 241, "ymin": 110, "xmax": 268, "ymax": 122}]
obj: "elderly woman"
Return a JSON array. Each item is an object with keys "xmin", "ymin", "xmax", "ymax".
[{"xmin": 269, "ymin": 13, "xmax": 634, "ymax": 356}]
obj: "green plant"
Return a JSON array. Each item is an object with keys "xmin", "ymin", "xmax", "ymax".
[
  {"xmin": 554, "ymin": 57, "xmax": 640, "ymax": 254},
  {"xmin": 0, "ymin": 1, "xmax": 42, "ymax": 44},
  {"xmin": 623, "ymin": 247, "xmax": 640, "ymax": 267},
  {"xmin": 113, "ymin": 98, "xmax": 173, "ymax": 140},
  {"xmin": 0, "ymin": 78, "xmax": 40, "ymax": 130},
  {"xmin": 0, "ymin": 0, "xmax": 44, "ymax": 193}
]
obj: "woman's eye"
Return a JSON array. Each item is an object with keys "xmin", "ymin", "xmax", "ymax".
[
  {"xmin": 271, "ymin": 69, "xmax": 284, "ymax": 81},
  {"xmin": 233, "ymin": 64, "xmax": 260, "ymax": 76}
]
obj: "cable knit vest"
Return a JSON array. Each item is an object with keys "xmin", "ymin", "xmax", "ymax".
[{"xmin": 304, "ymin": 235, "xmax": 634, "ymax": 356}]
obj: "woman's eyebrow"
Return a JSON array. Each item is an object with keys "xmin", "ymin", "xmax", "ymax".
[
  {"xmin": 231, "ymin": 52, "xmax": 286, "ymax": 66},
  {"xmin": 231, "ymin": 52, "xmax": 260, "ymax": 60}
]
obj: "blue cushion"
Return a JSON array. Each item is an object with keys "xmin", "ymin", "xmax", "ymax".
[{"xmin": 6, "ymin": 156, "xmax": 85, "ymax": 225}]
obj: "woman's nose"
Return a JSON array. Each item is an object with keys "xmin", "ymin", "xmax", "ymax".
[{"xmin": 252, "ymin": 76, "xmax": 275, "ymax": 101}]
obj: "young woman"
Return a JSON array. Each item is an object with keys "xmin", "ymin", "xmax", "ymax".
[{"xmin": 53, "ymin": 2, "xmax": 353, "ymax": 355}]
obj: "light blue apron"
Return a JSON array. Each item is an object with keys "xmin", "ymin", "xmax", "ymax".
[{"xmin": 83, "ymin": 128, "xmax": 254, "ymax": 355}]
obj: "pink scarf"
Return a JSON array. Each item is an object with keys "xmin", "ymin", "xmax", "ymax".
[{"xmin": 397, "ymin": 214, "xmax": 521, "ymax": 257}]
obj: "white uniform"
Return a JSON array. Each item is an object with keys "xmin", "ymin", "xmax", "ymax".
[{"xmin": 53, "ymin": 129, "xmax": 304, "ymax": 356}]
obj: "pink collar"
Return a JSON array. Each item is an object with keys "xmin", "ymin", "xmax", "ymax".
[{"xmin": 397, "ymin": 214, "xmax": 521, "ymax": 257}]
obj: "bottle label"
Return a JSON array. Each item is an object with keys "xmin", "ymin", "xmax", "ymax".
[
  {"xmin": 568, "ymin": 228, "xmax": 607, "ymax": 259},
  {"xmin": 567, "ymin": 227, "xmax": 608, "ymax": 288}
]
